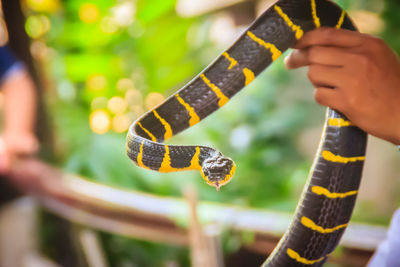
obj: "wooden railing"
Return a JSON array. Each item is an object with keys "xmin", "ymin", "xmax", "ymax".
[{"xmin": 9, "ymin": 158, "xmax": 387, "ymax": 266}]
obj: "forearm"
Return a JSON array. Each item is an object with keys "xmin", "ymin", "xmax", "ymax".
[
  {"xmin": 1, "ymin": 69, "xmax": 39, "ymax": 157},
  {"xmin": 2, "ymin": 69, "xmax": 37, "ymax": 137}
]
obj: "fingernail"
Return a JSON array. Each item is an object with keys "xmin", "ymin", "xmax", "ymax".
[
  {"xmin": 284, "ymin": 55, "xmax": 289, "ymax": 63},
  {"xmin": 284, "ymin": 55, "xmax": 291, "ymax": 67}
]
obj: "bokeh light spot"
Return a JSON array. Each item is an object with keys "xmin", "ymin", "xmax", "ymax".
[
  {"xmin": 26, "ymin": 0, "xmax": 60, "ymax": 13},
  {"xmin": 145, "ymin": 93, "xmax": 165, "ymax": 110},
  {"xmin": 131, "ymin": 105, "xmax": 144, "ymax": 117},
  {"xmin": 230, "ymin": 125, "xmax": 252, "ymax": 150},
  {"xmin": 111, "ymin": 2, "xmax": 135, "ymax": 27},
  {"xmin": 100, "ymin": 17, "xmax": 119, "ymax": 33},
  {"xmin": 209, "ymin": 15, "xmax": 238, "ymax": 47},
  {"xmin": 30, "ymin": 40, "xmax": 49, "ymax": 61},
  {"xmin": 86, "ymin": 75, "xmax": 107, "ymax": 90},
  {"xmin": 26, "ymin": 16, "xmax": 42, "ymax": 38},
  {"xmin": 90, "ymin": 110, "xmax": 111, "ymax": 134},
  {"xmin": 79, "ymin": 3, "xmax": 99, "ymax": 24},
  {"xmin": 125, "ymin": 89, "xmax": 142, "ymax": 106},
  {"xmin": 108, "ymin": 96, "xmax": 127, "ymax": 114},
  {"xmin": 112, "ymin": 114, "xmax": 132, "ymax": 133},
  {"xmin": 57, "ymin": 80, "xmax": 76, "ymax": 101},
  {"xmin": 117, "ymin": 78, "xmax": 134, "ymax": 91},
  {"xmin": 125, "ymin": 111, "xmax": 137, "ymax": 121},
  {"xmin": 25, "ymin": 15, "xmax": 51, "ymax": 38}
]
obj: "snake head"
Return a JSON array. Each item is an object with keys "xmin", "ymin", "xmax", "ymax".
[{"xmin": 201, "ymin": 153, "xmax": 236, "ymax": 191}]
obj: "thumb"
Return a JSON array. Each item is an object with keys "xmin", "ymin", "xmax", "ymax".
[{"xmin": 284, "ymin": 49, "xmax": 310, "ymax": 69}]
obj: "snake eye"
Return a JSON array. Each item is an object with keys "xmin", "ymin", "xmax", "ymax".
[{"xmin": 201, "ymin": 154, "xmax": 236, "ymax": 190}]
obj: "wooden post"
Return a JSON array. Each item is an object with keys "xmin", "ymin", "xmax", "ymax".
[{"xmin": 184, "ymin": 186, "xmax": 224, "ymax": 267}]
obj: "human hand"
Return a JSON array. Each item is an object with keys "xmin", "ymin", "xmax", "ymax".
[
  {"xmin": 0, "ymin": 132, "xmax": 39, "ymax": 174},
  {"xmin": 285, "ymin": 28, "xmax": 400, "ymax": 145}
]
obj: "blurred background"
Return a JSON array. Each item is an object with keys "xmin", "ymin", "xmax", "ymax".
[{"xmin": 0, "ymin": 0, "xmax": 399, "ymax": 266}]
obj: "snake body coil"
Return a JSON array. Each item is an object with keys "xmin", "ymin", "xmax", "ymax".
[{"xmin": 126, "ymin": 0, "xmax": 367, "ymax": 265}]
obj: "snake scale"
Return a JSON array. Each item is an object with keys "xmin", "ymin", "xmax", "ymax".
[{"xmin": 126, "ymin": 0, "xmax": 367, "ymax": 266}]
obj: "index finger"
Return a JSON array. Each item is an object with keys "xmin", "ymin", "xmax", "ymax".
[{"xmin": 294, "ymin": 27, "xmax": 364, "ymax": 49}]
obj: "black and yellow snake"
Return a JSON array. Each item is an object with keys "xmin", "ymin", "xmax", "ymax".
[{"xmin": 126, "ymin": 0, "xmax": 367, "ymax": 265}]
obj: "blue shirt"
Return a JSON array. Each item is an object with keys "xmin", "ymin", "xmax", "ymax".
[
  {"xmin": 368, "ymin": 209, "xmax": 400, "ymax": 267},
  {"xmin": 0, "ymin": 45, "xmax": 23, "ymax": 82}
]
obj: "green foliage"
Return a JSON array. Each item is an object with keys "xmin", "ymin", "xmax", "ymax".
[
  {"xmin": 382, "ymin": 0, "xmax": 400, "ymax": 53},
  {"xmin": 100, "ymin": 233, "xmax": 190, "ymax": 267}
]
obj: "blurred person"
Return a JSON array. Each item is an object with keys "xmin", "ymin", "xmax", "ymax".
[
  {"xmin": 284, "ymin": 27, "xmax": 400, "ymax": 267},
  {"xmin": 0, "ymin": 44, "xmax": 38, "ymax": 202}
]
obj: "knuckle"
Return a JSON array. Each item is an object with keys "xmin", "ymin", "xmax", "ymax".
[
  {"xmin": 307, "ymin": 66, "xmax": 316, "ymax": 81},
  {"xmin": 346, "ymin": 95, "xmax": 358, "ymax": 109},
  {"xmin": 353, "ymin": 54, "xmax": 370, "ymax": 68},
  {"xmin": 347, "ymin": 76, "xmax": 360, "ymax": 90},
  {"xmin": 320, "ymin": 27, "xmax": 335, "ymax": 41},
  {"xmin": 368, "ymin": 36, "xmax": 385, "ymax": 49},
  {"xmin": 351, "ymin": 53, "xmax": 378, "ymax": 77},
  {"xmin": 308, "ymin": 28, "xmax": 333, "ymax": 45}
]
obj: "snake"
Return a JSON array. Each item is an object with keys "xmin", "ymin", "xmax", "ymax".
[{"xmin": 126, "ymin": 0, "xmax": 367, "ymax": 266}]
